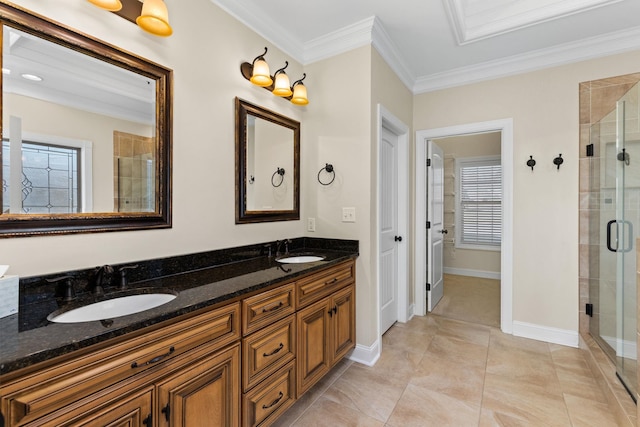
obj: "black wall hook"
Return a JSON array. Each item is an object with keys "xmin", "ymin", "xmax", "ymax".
[
  {"xmin": 553, "ymin": 154, "xmax": 563, "ymax": 170},
  {"xmin": 526, "ymin": 156, "xmax": 536, "ymax": 171}
]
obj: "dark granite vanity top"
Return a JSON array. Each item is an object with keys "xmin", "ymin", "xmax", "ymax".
[{"xmin": 0, "ymin": 237, "xmax": 358, "ymax": 375}]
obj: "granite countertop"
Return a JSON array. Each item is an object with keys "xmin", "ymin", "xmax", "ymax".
[{"xmin": 0, "ymin": 245, "xmax": 357, "ymax": 376}]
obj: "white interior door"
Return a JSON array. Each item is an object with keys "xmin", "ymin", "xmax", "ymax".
[
  {"xmin": 427, "ymin": 140, "xmax": 444, "ymax": 311},
  {"xmin": 380, "ymin": 127, "xmax": 399, "ymax": 333}
]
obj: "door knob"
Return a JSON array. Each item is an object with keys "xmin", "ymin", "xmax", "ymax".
[
  {"xmin": 394, "ymin": 235, "xmax": 403, "ymax": 242},
  {"xmin": 439, "ymin": 229, "xmax": 448, "ymax": 234}
]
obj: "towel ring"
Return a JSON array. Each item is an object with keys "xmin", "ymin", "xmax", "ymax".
[
  {"xmin": 271, "ymin": 167, "xmax": 285, "ymax": 187},
  {"xmin": 317, "ymin": 163, "xmax": 335, "ymax": 186}
]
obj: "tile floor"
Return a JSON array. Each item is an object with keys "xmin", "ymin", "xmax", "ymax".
[
  {"xmin": 273, "ymin": 280, "xmax": 621, "ymax": 426},
  {"xmin": 431, "ymin": 274, "xmax": 501, "ymax": 328}
]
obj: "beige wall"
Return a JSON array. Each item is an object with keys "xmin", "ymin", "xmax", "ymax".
[
  {"xmin": 303, "ymin": 46, "xmax": 374, "ymax": 345},
  {"xmin": 435, "ymin": 132, "xmax": 501, "ymax": 275},
  {"xmin": 2, "ymin": 0, "xmax": 306, "ymax": 275},
  {"xmin": 6, "ymin": 0, "xmax": 640, "ymax": 346},
  {"xmin": 414, "ymin": 49, "xmax": 640, "ymax": 331}
]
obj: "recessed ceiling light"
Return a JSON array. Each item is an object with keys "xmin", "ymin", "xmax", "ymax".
[
  {"xmin": 2, "ymin": 68, "xmax": 10, "ymax": 75},
  {"xmin": 21, "ymin": 73, "xmax": 43, "ymax": 81}
]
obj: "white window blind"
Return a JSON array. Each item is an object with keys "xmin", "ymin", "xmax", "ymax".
[{"xmin": 456, "ymin": 157, "xmax": 501, "ymax": 248}]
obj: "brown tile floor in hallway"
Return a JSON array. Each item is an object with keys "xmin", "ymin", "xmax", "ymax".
[{"xmin": 273, "ymin": 314, "xmax": 621, "ymax": 426}]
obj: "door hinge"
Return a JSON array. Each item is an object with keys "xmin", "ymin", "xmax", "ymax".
[
  {"xmin": 586, "ymin": 303, "xmax": 593, "ymax": 317},
  {"xmin": 143, "ymin": 414, "xmax": 152, "ymax": 426},
  {"xmin": 426, "ymin": 221, "xmax": 431, "ymax": 229},
  {"xmin": 586, "ymin": 143, "xmax": 594, "ymax": 157},
  {"xmin": 427, "ymin": 158, "xmax": 431, "ymax": 167},
  {"xmin": 426, "ymin": 283, "xmax": 431, "ymax": 291}
]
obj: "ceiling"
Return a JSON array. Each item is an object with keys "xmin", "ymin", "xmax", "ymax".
[{"xmin": 211, "ymin": 0, "xmax": 640, "ymax": 93}]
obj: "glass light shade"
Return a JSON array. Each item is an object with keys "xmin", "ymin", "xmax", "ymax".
[
  {"xmin": 291, "ymin": 83, "xmax": 309, "ymax": 105},
  {"xmin": 250, "ymin": 59, "xmax": 273, "ymax": 86},
  {"xmin": 136, "ymin": 0, "xmax": 173, "ymax": 37},
  {"xmin": 88, "ymin": 0, "xmax": 122, "ymax": 12},
  {"xmin": 272, "ymin": 72, "xmax": 292, "ymax": 97}
]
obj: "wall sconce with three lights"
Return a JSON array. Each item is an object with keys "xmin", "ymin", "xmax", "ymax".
[
  {"xmin": 88, "ymin": 0, "xmax": 173, "ymax": 37},
  {"xmin": 240, "ymin": 47, "xmax": 309, "ymax": 106}
]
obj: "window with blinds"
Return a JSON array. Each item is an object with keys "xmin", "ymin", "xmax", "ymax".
[{"xmin": 455, "ymin": 156, "xmax": 501, "ymax": 249}]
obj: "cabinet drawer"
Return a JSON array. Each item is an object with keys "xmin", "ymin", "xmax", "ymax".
[
  {"xmin": 0, "ymin": 302, "xmax": 240, "ymax": 426},
  {"xmin": 242, "ymin": 283, "xmax": 295, "ymax": 336},
  {"xmin": 242, "ymin": 361, "xmax": 296, "ymax": 427},
  {"xmin": 296, "ymin": 260, "xmax": 354, "ymax": 308},
  {"xmin": 242, "ymin": 316, "xmax": 295, "ymax": 391}
]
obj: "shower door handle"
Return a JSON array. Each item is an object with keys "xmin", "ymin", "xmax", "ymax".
[{"xmin": 606, "ymin": 219, "xmax": 634, "ymax": 253}]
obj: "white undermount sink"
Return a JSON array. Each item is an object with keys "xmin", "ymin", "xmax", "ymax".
[
  {"xmin": 48, "ymin": 292, "xmax": 177, "ymax": 323},
  {"xmin": 276, "ymin": 255, "xmax": 325, "ymax": 264}
]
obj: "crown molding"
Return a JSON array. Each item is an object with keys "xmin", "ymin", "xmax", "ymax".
[
  {"xmin": 303, "ymin": 16, "xmax": 374, "ymax": 64},
  {"xmin": 413, "ymin": 25, "xmax": 640, "ymax": 93},
  {"xmin": 210, "ymin": 0, "xmax": 305, "ymax": 61},
  {"xmin": 370, "ymin": 17, "xmax": 415, "ymax": 92},
  {"xmin": 443, "ymin": 0, "xmax": 624, "ymax": 45}
]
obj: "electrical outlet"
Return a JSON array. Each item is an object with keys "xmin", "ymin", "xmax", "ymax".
[
  {"xmin": 307, "ymin": 217, "xmax": 316, "ymax": 232},
  {"xmin": 342, "ymin": 207, "xmax": 356, "ymax": 223}
]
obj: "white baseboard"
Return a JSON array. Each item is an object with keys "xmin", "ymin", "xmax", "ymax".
[
  {"xmin": 406, "ymin": 304, "xmax": 415, "ymax": 322},
  {"xmin": 602, "ymin": 335, "xmax": 638, "ymax": 361},
  {"xmin": 444, "ymin": 267, "xmax": 500, "ymax": 280},
  {"xmin": 349, "ymin": 339, "xmax": 380, "ymax": 366},
  {"xmin": 512, "ymin": 321, "xmax": 579, "ymax": 348}
]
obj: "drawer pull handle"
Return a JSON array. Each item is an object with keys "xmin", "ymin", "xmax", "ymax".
[
  {"xmin": 262, "ymin": 301, "xmax": 284, "ymax": 313},
  {"xmin": 131, "ymin": 346, "xmax": 175, "ymax": 369},
  {"xmin": 263, "ymin": 343, "xmax": 284, "ymax": 357},
  {"xmin": 326, "ymin": 277, "xmax": 339, "ymax": 285},
  {"xmin": 262, "ymin": 391, "xmax": 284, "ymax": 410}
]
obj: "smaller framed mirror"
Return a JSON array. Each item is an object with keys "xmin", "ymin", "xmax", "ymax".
[{"xmin": 235, "ymin": 98, "xmax": 299, "ymax": 224}]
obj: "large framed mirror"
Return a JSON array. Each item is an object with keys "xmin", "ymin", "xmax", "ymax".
[
  {"xmin": 235, "ymin": 98, "xmax": 299, "ymax": 224},
  {"xmin": 0, "ymin": 3, "xmax": 172, "ymax": 237}
]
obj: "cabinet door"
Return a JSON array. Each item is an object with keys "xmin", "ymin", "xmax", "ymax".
[
  {"xmin": 53, "ymin": 386, "xmax": 154, "ymax": 427},
  {"xmin": 330, "ymin": 285, "xmax": 356, "ymax": 364},
  {"xmin": 296, "ymin": 298, "xmax": 330, "ymax": 397},
  {"xmin": 157, "ymin": 344, "xmax": 240, "ymax": 427}
]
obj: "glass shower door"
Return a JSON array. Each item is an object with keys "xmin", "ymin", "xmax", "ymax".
[
  {"xmin": 613, "ymin": 94, "xmax": 637, "ymax": 396},
  {"xmin": 591, "ymin": 81, "xmax": 639, "ymax": 399}
]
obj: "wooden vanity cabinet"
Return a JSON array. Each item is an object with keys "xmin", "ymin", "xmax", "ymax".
[
  {"xmin": 0, "ymin": 258, "xmax": 356, "ymax": 427},
  {"xmin": 241, "ymin": 284, "xmax": 296, "ymax": 427},
  {"xmin": 296, "ymin": 260, "xmax": 355, "ymax": 397},
  {"xmin": 0, "ymin": 302, "xmax": 241, "ymax": 427}
]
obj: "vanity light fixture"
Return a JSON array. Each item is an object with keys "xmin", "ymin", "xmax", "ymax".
[
  {"xmin": 290, "ymin": 74, "xmax": 308, "ymax": 106},
  {"xmin": 249, "ymin": 48, "xmax": 273, "ymax": 87},
  {"xmin": 88, "ymin": 0, "xmax": 123, "ymax": 12},
  {"xmin": 272, "ymin": 62, "xmax": 292, "ymax": 97},
  {"xmin": 88, "ymin": 0, "xmax": 173, "ymax": 37},
  {"xmin": 240, "ymin": 47, "xmax": 309, "ymax": 105},
  {"xmin": 136, "ymin": 0, "xmax": 173, "ymax": 37}
]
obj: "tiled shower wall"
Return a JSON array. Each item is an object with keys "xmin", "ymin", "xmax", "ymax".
[{"xmin": 113, "ymin": 131, "xmax": 155, "ymax": 212}]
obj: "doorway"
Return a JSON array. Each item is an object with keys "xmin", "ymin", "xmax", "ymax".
[
  {"xmin": 428, "ymin": 132, "xmax": 502, "ymax": 327},
  {"xmin": 415, "ymin": 119, "xmax": 514, "ymax": 334}
]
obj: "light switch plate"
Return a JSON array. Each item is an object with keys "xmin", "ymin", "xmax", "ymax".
[
  {"xmin": 342, "ymin": 207, "xmax": 356, "ymax": 222},
  {"xmin": 307, "ymin": 217, "xmax": 316, "ymax": 232}
]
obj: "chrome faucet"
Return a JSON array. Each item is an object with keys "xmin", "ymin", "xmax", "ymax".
[
  {"xmin": 276, "ymin": 239, "xmax": 291, "ymax": 257},
  {"xmin": 90, "ymin": 265, "xmax": 114, "ymax": 296}
]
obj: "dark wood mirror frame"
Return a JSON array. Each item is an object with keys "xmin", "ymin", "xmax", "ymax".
[
  {"xmin": 0, "ymin": 3, "xmax": 172, "ymax": 237},
  {"xmin": 235, "ymin": 98, "xmax": 300, "ymax": 224}
]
